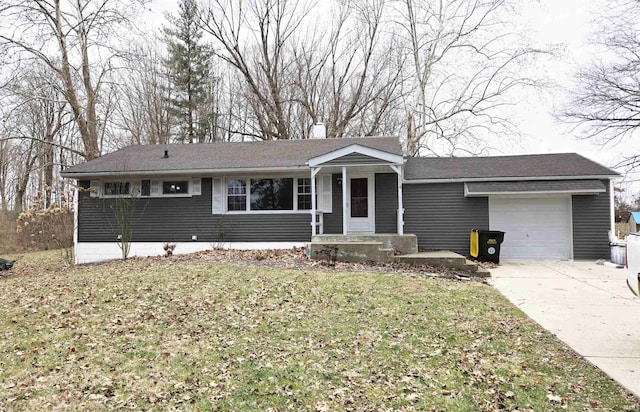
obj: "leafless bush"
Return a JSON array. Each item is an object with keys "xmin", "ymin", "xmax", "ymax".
[{"xmin": 15, "ymin": 190, "xmax": 74, "ymax": 260}]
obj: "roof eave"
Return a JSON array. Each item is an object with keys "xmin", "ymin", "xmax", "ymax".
[
  {"xmin": 465, "ymin": 189, "xmax": 607, "ymax": 197},
  {"xmin": 308, "ymin": 144, "xmax": 403, "ymax": 167},
  {"xmin": 403, "ymin": 175, "xmax": 619, "ymax": 184},
  {"xmin": 61, "ymin": 165, "xmax": 311, "ymax": 179}
]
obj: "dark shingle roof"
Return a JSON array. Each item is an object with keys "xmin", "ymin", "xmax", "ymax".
[
  {"xmin": 465, "ymin": 180, "xmax": 607, "ymax": 194},
  {"xmin": 62, "ymin": 137, "xmax": 402, "ymax": 177},
  {"xmin": 404, "ymin": 153, "xmax": 618, "ymax": 181}
]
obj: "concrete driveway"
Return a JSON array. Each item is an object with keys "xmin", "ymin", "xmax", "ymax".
[{"xmin": 489, "ymin": 260, "xmax": 640, "ymax": 397}]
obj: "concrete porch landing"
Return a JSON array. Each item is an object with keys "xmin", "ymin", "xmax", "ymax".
[
  {"xmin": 309, "ymin": 234, "xmax": 417, "ymax": 264},
  {"xmin": 396, "ymin": 251, "xmax": 490, "ymax": 277},
  {"xmin": 311, "ymin": 234, "xmax": 418, "ymax": 255},
  {"xmin": 308, "ymin": 234, "xmax": 489, "ymax": 276}
]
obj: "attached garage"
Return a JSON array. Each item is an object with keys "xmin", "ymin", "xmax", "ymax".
[
  {"xmin": 404, "ymin": 154, "xmax": 618, "ymax": 261},
  {"xmin": 489, "ymin": 197, "xmax": 572, "ymax": 260},
  {"xmin": 465, "ymin": 179, "xmax": 609, "ymax": 260}
]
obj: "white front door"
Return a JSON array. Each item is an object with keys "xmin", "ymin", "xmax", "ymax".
[{"xmin": 347, "ymin": 174, "xmax": 375, "ymax": 233}]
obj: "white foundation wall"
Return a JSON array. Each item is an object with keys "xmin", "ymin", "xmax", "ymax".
[{"xmin": 75, "ymin": 242, "xmax": 306, "ymax": 264}]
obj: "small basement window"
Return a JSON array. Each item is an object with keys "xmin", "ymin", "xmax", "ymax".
[{"xmin": 163, "ymin": 180, "xmax": 189, "ymax": 195}]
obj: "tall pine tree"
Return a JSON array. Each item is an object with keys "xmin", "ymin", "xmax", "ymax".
[{"xmin": 164, "ymin": 0, "xmax": 214, "ymax": 143}]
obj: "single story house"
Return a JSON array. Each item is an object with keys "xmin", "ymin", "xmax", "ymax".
[
  {"xmin": 629, "ymin": 211, "xmax": 640, "ymax": 233},
  {"xmin": 60, "ymin": 136, "xmax": 618, "ymax": 264}
]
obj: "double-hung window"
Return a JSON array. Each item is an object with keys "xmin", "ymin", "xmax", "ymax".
[
  {"xmin": 227, "ymin": 179, "xmax": 247, "ymax": 211},
  {"xmin": 297, "ymin": 178, "xmax": 312, "ymax": 210}
]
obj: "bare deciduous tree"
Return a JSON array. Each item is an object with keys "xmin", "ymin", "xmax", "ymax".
[
  {"xmin": 0, "ymin": 139, "xmax": 15, "ymax": 213},
  {"xmin": 114, "ymin": 40, "xmax": 173, "ymax": 146},
  {"xmin": 1, "ymin": 63, "xmax": 74, "ymax": 212},
  {"xmin": 561, "ymin": 0, "xmax": 640, "ymax": 171},
  {"xmin": 0, "ymin": 0, "xmax": 147, "ymax": 159},
  {"xmin": 294, "ymin": 0, "xmax": 404, "ymax": 139},
  {"xmin": 395, "ymin": 0, "xmax": 544, "ymax": 156},
  {"xmin": 202, "ymin": 0, "xmax": 312, "ymax": 140}
]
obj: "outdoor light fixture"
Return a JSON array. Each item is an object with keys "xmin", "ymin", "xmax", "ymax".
[
  {"xmin": 337, "ymin": 177, "xmax": 342, "ymax": 186},
  {"xmin": 191, "ymin": 235, "xmax": 198, "ymax": 241}
]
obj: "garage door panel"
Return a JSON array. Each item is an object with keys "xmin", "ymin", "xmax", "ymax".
[
  {"xmin": 507, "ymin": 245, "xmax": 565, "ymax": 259},
  {"xmin": 489, "ymin": 197, "xmax": 572, "ymax": 260},
  {"xmin": 490, "ymin": 199, "xmax": 567, "ymax": 212},
  {"xmin": 506, "ymin": 230, "xmax": 569, "ymax": 242}
]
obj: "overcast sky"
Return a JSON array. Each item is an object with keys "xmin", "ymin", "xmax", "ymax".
[
  {"xmin": 144, "ymin": 0, "xmax": 639, "ymax": 192},
  {"xmin": 511, "ymin": 0, "xmax": 639, "ymax": 192}
]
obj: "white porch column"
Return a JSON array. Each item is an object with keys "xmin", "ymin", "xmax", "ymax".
[
  {"xmin": 342, "ymin": 166, "xmax": 348, "ymax": 235},
  {"xmin": 311, "ymin": 167, "xmax": 320, "ymax": 237},
  {"xmin": 390, "ymin": 164, "xmax": 404, "ymax": 235}
]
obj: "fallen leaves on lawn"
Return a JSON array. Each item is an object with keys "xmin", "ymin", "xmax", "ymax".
[{"xmin": 0, "ymin": 249, "xmax": 638, "ymax": 411}]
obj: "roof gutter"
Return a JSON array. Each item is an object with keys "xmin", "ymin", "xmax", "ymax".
[
  {"xmin": 403, "ymin": 175, "xmax": 619, "ymax": 184},
  {"xmin": 465, "ymin": 189, "xmax": 606, "ymax": 197},
  {"xmin": 60, "ymin": 166, "xmax": 310, "ymax": 179}
]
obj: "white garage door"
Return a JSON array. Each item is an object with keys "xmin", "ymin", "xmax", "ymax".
[{"xmin": 489, "ymin": 197, "xmax": 572, "ymax": 260}]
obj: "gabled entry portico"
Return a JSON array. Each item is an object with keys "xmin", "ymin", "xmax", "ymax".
[{"xmin": 307, "ymin": 143, "xmax": 405, "ymax": 236}]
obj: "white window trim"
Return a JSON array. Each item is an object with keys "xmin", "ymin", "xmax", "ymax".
[
  {"xmin": 222, "ymin": 176, "xmax": 315, "ymax": 214},
  {"xmin": 160, "ymin": 179, "xmax": 193, "ymax": 198},
  {"xmin": 92, "ymin": 178, "xmax": 201, "ymax": 198},
  {"xmin": 295, "ymin": 177, "xmax": 313, "ymax": 212},
  {"xmin": 225, "ymin": 178, "xmax": 248, "ymax": 212},
  {"xmin": 145, "ymin": 178, "xmax": 202, "ymax": 198}
]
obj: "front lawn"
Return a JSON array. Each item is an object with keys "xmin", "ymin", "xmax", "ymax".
[{"xmin": 0, "ymin": 250, "xmax": 638, "ymax": 411}]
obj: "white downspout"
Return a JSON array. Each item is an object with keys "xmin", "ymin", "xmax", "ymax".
[
  {"xmin": 610, "ymin": 178, "xmax": 615, "ymax": 241},
  {"xmin": 397, "ymin": 166, "xmax": 404, "ymax": 235},
  {"xmin": 73, "ymin": 183, "xmax": 79, "ymax": 265}
]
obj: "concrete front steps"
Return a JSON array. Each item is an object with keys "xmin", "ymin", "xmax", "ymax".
[
  {"xmin": 395, "ymin": 251, "xmax": 490, "ymax": 277},
  {"xmin": 308, "ymin": 241, "xmax": 395, "ymax": 263},
  {"xmin": 308, "ymin": 234, "xmax": 489, "ymax": 277},
  {"xmin": 311, "ymin": 234, "xmax": 418, "ymax": 255},
  {"xmin": 309, "ymin": 234, "xmax": 417, "ymax": 263}
]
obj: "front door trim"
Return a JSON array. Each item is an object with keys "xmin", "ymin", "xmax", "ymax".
[{"xmin": 346, "ymin": 172, "xmax": 375, "ymax": 233}]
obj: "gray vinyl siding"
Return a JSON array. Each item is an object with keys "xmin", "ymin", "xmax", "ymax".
[
  {"xmin": 321, "ymin": 153, "xmax": 393, "ymax": 166},
  {"xmin": 403, "ymin": 183, "xmax": 489, "ymax": 254},
  {"xmin": 77, "ymin": 178, "xmax": 311, "ymax": 243},
  {"xmin": 572, "ymin": 179, "xmax": 611, "ymax": 260},
  {"xmin": 322, "ymin": 174, "xmax": 343, "ymax": 234},
  {"xmin": 375, "ymin": 173, "xmax": 398, "ymax": 233}
]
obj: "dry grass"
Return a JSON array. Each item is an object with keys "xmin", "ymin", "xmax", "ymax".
[
  {"xmin": 0, "ymin": 250, "xmax": 638, "ymax": 411},
  {"xmin": 615, "ymin": 222, "xmax": 631, "ymax": 240}
]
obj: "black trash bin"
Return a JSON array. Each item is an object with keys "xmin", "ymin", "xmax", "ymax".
[{"xmin": 470, "ymin": 229, "xmax": 505, "ymax": 263}]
